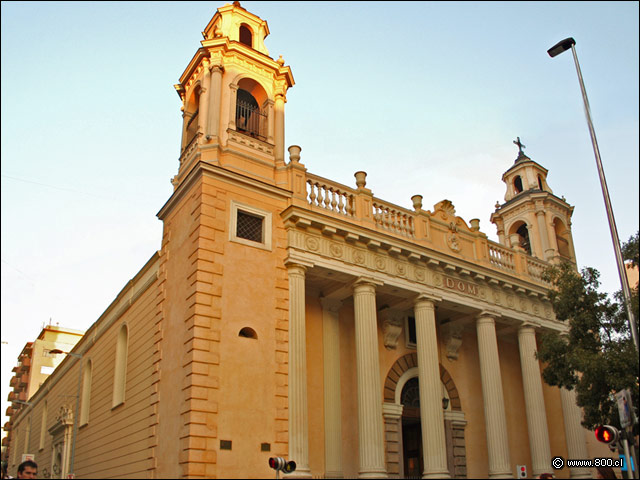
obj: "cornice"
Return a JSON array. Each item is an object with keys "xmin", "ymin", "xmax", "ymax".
[
  {"xmin": 158, "ymin": 161, "xmax": 292, "ymax": 220},
  {"xmin": 281, "ymin": 204, "xmax": 550, "ymax": 297}
]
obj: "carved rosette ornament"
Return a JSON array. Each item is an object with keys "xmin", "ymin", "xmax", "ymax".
[
  {"xmin": 329, "ymin": 243, "xmax": 343, "ymax": 258},
  {"xmin": 305, "ymin": 236, "xmax": 320, "ymax": 251}
]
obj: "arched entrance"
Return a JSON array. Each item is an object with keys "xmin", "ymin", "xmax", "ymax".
[{"xmin": 383, "ymin": 352, "xmax": 468, "ymax": 478}]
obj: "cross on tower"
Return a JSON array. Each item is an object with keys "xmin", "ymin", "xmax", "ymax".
[{"xmin": 513, "ymin": 137, "xmax": 526, "ymax": 155}]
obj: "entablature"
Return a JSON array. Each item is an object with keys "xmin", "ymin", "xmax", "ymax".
[{"xmin": 282, "ymin": 205, "xmax": 562, "ymax": 330}]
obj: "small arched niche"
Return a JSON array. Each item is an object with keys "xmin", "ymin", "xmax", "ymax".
[
  {"xmin": 239, "ymin": 24, "xmax": 253, "ymax": 47},
  {"xmin": 238, "ymin": 327, "xmax": 258, "ymax": 339}
]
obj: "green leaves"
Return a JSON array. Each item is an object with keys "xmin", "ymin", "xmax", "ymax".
[{"xmin": 537, "ymin": 235, "xmax": 639, "ymax": 430}]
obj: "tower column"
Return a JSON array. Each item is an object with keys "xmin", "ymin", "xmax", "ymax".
[
  {"xmin": 207, "ymin": 64, "xmax": 223, "ymax": 139},
  {"xmin": 353, "ymin": 279, "xmax": 387, "ymax": 478},
  {"xmin": 274, "ymin": 93, "xmax": 286, "ymax": 167},
  {"xmin": 198, "ymin": 58, "xmax": 210, "ymax": 141},
  {"xmin": 535, "ymin": 209, "xmax": 551, "ymax": 259},
  {"xmin": 518, "ymin": 325, "xmax": 551, "ymax": 477},
  {"xmin": 228, "ymin": 83, "xmax": 238, "ymax": 131},
  {"xmin": 287, "ymin": 262, "xmax": 311, "ymax": 478},
  {"xmin": 414, "ymin": 295, "xmax": 449, "ymax": 479},
  {"xmin": 560, "ymin": 388, "xmax": 591, "ymax": 479},
  {"xmin": 322, "ymin": 297, "xmax": 343, "ymax": 478},
  {"xmin": 266, "ymin": 98, "xmax": 275, "ymax": 144},
  {"xmin": 476, "ymin": 313, "xmax": 513, "ymax": 479}
]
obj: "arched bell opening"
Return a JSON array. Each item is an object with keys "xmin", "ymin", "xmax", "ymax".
[
  {"xmin": 513, "ymin": 175, "xmax": 524, "ymax": 194},
  {"xmin": 235, "ymin": 78, "xmax": 268, "ymax": 141},
  {"xmin": 509, "ymin": 221, "xmax": 532, "ymax": 256},
  {"xmin": 184, "ymin": 86, "xmax": 201, "ymax": 147},
  {"xmin": 239, "ymin": 23, "xmax": 253, "ymax": 48}
]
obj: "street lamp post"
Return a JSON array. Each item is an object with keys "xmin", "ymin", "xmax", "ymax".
[
  {"xmin": 547, "ymin": 37, "xmax": 639, "ymax": 354},
  {"xmin": 51, "ymin": 349, "xmax": 82, "ymax": 478}
]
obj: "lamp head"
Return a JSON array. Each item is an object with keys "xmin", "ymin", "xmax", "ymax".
[{"xmin": 547, "ymin": 37, "xmax": 576, "ymax": 57}]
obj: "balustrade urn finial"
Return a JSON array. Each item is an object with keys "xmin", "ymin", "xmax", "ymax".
[
  {"xmin": 411, "ymin": 194, "xmax": 423, "ymax": 211},
  {"xmin": 470, "ymin": 218, "xmax": 480, "ymax": 231},
  {"xmin": 354, "ymin": 171, "xmax": 367, "ymax": 189},
  {"xmin": 288, "ymin": 145, "xmax": 301, "ymax": 163}
]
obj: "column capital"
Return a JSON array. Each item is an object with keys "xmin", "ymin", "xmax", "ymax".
[
  {"xmin": 414, "ymin": 292, "xmax": 441, "ymax": 308},
  {"xmin": 284, "ymin": 257, "xmax": 314, "ymax": 270},
  {"xmin": 518, "ymin": 322, "xmax": 539, "ymax": 334},
  {"xmin": 476, "ymin": 310, "xmax": 502, "ymax": 322},
  {"xmin": 352, "ymin": 276, "xmax": 382, "ymax": 293}
]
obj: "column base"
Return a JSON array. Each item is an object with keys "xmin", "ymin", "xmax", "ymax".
[
  {"xmin": 488, "ymin": 472, "xmax": 514, "ymax": 479},
  {"xmin": 423, "ymin": 471, "xmax": 450, "ymax": 479},
  {"xmin": 285, "ymin": 469, "xmax": 312, "ymax": 479},
  {"xmin": 358, "ymin": 469, "xmax": 388, "ymax": 479},
  {"xmin": 569, "ymin": 470, "xmax": 592, "ymax": 479}
]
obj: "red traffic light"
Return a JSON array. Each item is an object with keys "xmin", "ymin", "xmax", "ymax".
[
  {"xmin": 268, "ymin": 457, "xmax": 296, "ymax": 473},
  {"xmin": 595, "ymin": 425, "xmax": 619, "ymax": 445}
]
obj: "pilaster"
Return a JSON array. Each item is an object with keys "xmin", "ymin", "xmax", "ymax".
[{"xmin": 321, "ymin": 297, "xmax": 343, "ymax": 479}]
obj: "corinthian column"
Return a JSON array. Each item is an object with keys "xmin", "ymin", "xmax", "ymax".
[
  {"xmin": 414, "ymin": 295, "xmax": 449, "ymax": 479},
  {"xmin": 518, "ymin": 325, "xmax": 551, "ymax": 477},
  {"xmin": 322, "ymin": 297, "xmax": 343, "ymax": 478},
  {"xmin": 560, "ymin": 388, "xmax": 591, "ymax": 478},
  {"xmin": 353, "ymin": 279, "xmax": 387, "ymax": 478},
  {"xmin": 476, "ymin": 312, "xmax": 513, "ymax": 478},
  {"xmin": 288, "ymin": 263, "xmax": 311, "ymax": 477}
]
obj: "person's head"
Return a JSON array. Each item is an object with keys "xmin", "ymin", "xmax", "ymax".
[
  {"xmin": 596, "ymin": 465, "xmax": 617, "ymax": 479},
  {"xmin": 17, "ymin": 460, "xmax": 37, "ymax": 479}
]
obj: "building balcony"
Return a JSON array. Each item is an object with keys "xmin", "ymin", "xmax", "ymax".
[
  {"xmin": 19, "ymin": 373, "xmax": 29, "ymax": 386},
  {"xmin": 5, "ymin": 406, "xmax": 15, "ymax": 416}
]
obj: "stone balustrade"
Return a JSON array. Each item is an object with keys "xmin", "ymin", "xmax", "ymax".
[{"xmin": 291, "ymin": 160, "xmax": 553, "ymax": 288}]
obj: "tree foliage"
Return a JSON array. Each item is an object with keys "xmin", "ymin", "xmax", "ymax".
[{"xmin": 537, "ymin": 232, "xmax": 639, "ymax": 430}]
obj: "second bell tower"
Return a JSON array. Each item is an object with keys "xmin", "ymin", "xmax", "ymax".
[
  {"xmin": 172, "ymin": 2, "xmax": 294, "ymax": 189},
  {"xmin": 491, "ymin": 138, "xmax": 577, "ymax": 264}
]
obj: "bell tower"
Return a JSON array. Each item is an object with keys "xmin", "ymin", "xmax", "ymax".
[
  {"xmin": 490, "ymin": 138, "xmax": 577, "ymax": 263},
  {"xmin": 172, "ymin": 1, "xmax": 294, "ymax": 189}
]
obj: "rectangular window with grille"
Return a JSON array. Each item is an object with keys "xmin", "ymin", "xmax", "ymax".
[
  {"xmin": 229, "ymin": 200, "xmax": 272, "ymax": 251},
  {"xmin": 236, "ymin": 210, "xmax": 263, "ymax": 243}
]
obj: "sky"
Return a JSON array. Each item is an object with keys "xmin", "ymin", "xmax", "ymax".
[{"xmin": 1, "ymin": 1, "xmax": 638, "ymax": 439}]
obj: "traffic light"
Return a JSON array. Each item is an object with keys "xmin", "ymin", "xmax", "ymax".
[
  {"xmin": 594, "ymin": 425, "xmax": 619, "ymax": 445},
  {"xmin": 516, "ymin": 464, "xmax": 527, "ymax": 478},
  {"xmin": 268, "ymin": 457, "xmax": 296, "ymax": 475}
]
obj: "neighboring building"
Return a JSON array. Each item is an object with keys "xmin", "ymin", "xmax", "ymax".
[
  {"xmin": 4, "ymin": 3, "xmax": 614, "ymax": 479},
  {"xmin": 2, "ymin": 325, "xmax": 83, "ymax": 463}
]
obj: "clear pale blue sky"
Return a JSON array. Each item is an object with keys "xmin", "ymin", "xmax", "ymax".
[{"xmin": 1, "ymin": 1, "xmax": 638, "ymax": 436}]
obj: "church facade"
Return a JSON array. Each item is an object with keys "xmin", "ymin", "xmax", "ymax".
[{"xmin": 5, "ymin": 3, "xmax": 611, "ymax": 479}]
